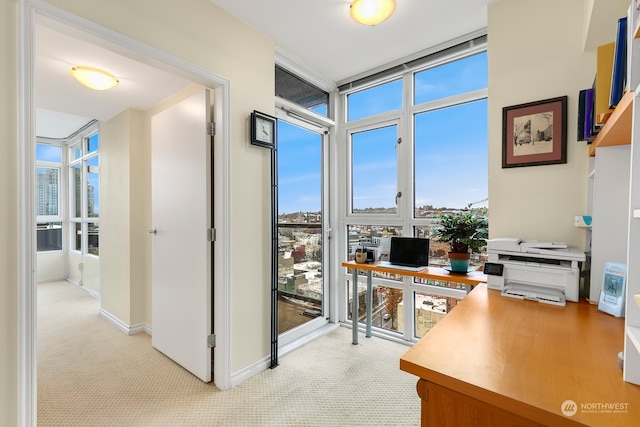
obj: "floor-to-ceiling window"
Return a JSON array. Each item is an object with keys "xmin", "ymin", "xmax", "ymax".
[
  {"xmin": 36, "ymin": 142, "xmax": 65, "ymax": 283},
  {"xmin": 277, "ymin": 120, "xmax": 327, "ymax": 334},
  {"xmin": 36, "ymin": 122, "xmax": 101, "ymax": 286},
  {"xmin": 274, "ymin": 65, "xmax": 335, "ymax": 345},
  {"xmin": 67, "ymin": 125, "xmax": 100, "ymax": 291},
  {"xmin": 36, "ymin": 143, "xmax": 63, "ymax": 253},
  {"xmin": 341, "ymin": 35, "xmax": 488, "ymax": 342}
]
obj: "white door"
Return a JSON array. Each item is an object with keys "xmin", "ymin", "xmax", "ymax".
[{"xmin": 151, "ymin": 89, "xmax": 212, "ymax": 382}]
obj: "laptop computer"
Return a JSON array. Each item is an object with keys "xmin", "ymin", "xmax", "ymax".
[{"xmin": 379, "ymin": 237, "xmax": 429, "ymax": 271}]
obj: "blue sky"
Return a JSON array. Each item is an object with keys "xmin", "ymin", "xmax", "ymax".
[
  {"xmin": 277, "ymin": 52, "xmax": 488, "ymax": 214},
  {"xmin": 278, "ymin": 121, "xmax": 322, "ymax": 215}
]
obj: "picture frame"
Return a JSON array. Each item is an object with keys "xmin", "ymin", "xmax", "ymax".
[
  {"xmin": 250, "ymin": 110, "xmax": 277, "ymax": 149},
  {"xmin": 502, "ymin": 96, "xmax": 567, "ymax": 168}
]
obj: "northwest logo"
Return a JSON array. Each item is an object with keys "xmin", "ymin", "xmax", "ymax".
[{"xmin": 561, "ymin": 400, "xmax": 578, "ymax": 417}]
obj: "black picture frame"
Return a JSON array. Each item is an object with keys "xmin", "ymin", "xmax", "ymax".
[
  {"xmin": 250, "ymin": 110, "xmax": 277, "ymax": 149},
  {"xmin": 502, "ymin": 96, "xmax": 567, "ymax": 168}
]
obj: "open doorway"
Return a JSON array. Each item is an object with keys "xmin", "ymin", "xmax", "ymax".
[{"xmin": 20, "ymin": 2, "xmax": 233, "ymax": 423}]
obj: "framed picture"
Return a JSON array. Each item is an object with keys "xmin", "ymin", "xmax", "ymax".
[
  {"xmin": 250, "ymin": 110, "xmax": 277, "ymax": 149},
  {"xmin": 502, "ymin": 96, "xmax": 567, "ymax": 168}
]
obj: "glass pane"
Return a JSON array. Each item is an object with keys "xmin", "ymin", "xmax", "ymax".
[
  {"xmin": 36, "ymin": 143, "xmax": 62, "ymax": 163},
  {"xmin": 414, "ymin": 99, "xmax": 488, "ymax": 213},
  {"xmin": 414, "ymin": 52, "xmax": 487, "ymax": 104},
  {"xmin": 347, "ymin": 280, "xmax": 403, "ymax": 334},
  {"xmin": 36, "ymin": 168, "xmax": 59, "ymax": 216},
  {"xmin": 36, "ymin": 222, "xmax": 62, "ymax": 252},
  {"xmin": 87, "ymin": 156, "xmax": 99, "ymax": 218},
  {"xmin": 347, "ymin": 224, "xmax": 402, "ymax": 261},
  {"xmin": 347, "ymin": 79, "xmax": 402, "ymax": 121},
  {"xmin": 88, "ymin": 222, "xmax": 99, "ymax": 256},
  {"xmin": 351, "ymin": 125, "xmax": 398, "ymax": 213},
  {"xmin": 277, "ymin": 120, "xmax": 324, "ymax": 334},
  {"xmin": 276, "ymin": 65, "xmax": 329, "ymax": 117},
  {"xmin": 88, "ymin": 133, "xmax": 99, "ymax": 153},
  {"xmin": 376, "ymin": 286, "xmax": 403, "ymax": 332},
  {"xmin": 415, "ymin": 225, "xmax": 487, "ymax": 270},
  {"xmin": 70, "ymin": 141, "xmax": 82, "ymax": 162},
  {"xmin": 71, "ymin": 164, "xmax": 81, "ymax": 218},
  {"xmin": 72, "ymin": 222, "xmax": 82, "ymax": 251},
  {"xmin": 413, "ymin": 291, "xmax": 462, "ymax": 338}
]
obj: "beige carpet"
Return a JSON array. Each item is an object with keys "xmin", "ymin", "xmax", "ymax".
[{"xmin": 37, "ymin": 281, "xmax": 421, "ymax": 426}]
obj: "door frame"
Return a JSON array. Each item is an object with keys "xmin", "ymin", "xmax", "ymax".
[
  {"xmin": 18, "ymin": 0, "xmax": 232, "ymax": 424},
  {"xmin": 273, "ymin": 103, "xmax": 334, "ymax": 349}
]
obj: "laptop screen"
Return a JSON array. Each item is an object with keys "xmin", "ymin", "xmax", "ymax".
[{"xmin": 389, "ymin": 237, "xmax": 429, "ymax": 267}]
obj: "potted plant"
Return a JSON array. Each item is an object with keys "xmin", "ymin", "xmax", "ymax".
[{"xmin": 433, "ymin": 204, "xmax": 488, "ymax": 272}]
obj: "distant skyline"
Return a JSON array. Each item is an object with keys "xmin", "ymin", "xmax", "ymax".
[
  {"xmin": 277, "ymin": 52, "xmax": 488, "ymax": 214},
  {"xmin": 36, "ymin": 142, "xmax": 100, "ymax": 215}
]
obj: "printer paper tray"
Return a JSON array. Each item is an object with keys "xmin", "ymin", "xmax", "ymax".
[{"xmin": 502, "ymin": 282, "xmax": 566, "ymax": 306}]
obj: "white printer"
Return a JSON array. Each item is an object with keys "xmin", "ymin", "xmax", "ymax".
[{"xmin": 485, "ymin": 238, "xmax": 585, "ymax": 306}]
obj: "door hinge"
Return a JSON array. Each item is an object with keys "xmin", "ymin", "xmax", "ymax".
[
  {"xmin": 207, "ymin": 228, "xmax": 216, "ymax": 242},
  {"xmin": 207, "ymin": 121, "xmax": 216, "ymax": 136},
  {"xmin": 207, "ymin": 334, "xmax": 216, "ymax": 348}
]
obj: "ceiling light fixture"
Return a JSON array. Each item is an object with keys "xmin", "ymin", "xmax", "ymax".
[
  {"xmin": 69, "ymin": 66, "xmax": 119, "ymax": 91},
  {"xmin": 350, "ymin": 0, "xmax": 396, "ymax": 26}
]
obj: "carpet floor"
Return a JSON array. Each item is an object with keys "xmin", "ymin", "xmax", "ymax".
[{"xmin": 37, "ymin": 281, "xmax": 420, "ymax": 426}]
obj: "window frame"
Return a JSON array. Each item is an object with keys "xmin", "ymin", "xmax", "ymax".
[
  {"xmin": 338, "ymin": 44, "xmax": 487, "ymax": 343},
  {"xmin": 346, "ymin": 118, "xmax": 403, "ymax": 220},
  {"xmin": 36, "ymin": 141, "xmax": 64, "ymax": 252},
  {"xmin": 67, "ymin": 125, "xmax": 100, "ymax": 258}
]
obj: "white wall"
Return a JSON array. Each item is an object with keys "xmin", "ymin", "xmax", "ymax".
[
  {"xmin": 99, "ymin": 108, "xmax": 141, "ymax": 326},
  {"xmin": 36, "ymin": 252, "xmax": 65, "ymax": 282},
  {"xmin": 81, "ymin": 255, "xmax": 100, "ymax": 293},
  {"xmin": 488, "ymin": 0, "xmax": 596, "ymax": 249},
  {"xmin": 590, "ymin": 145, "xmax": 631, "ymax": 300}
]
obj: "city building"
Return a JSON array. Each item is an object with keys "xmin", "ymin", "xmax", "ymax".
[{"xmin": 0, "ymin": 0, "xmax": 632, "ymax": 425}]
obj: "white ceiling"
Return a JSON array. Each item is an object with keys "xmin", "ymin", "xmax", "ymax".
[
  {"xmin": 209, "ymin": 0, "xmax": 495, "ymax": 84},
  {"xmin": 35, "ymin": 1, "xmax": 495, "ymax": 138},
  {"xmin": 35, "ymin": 17, "xmax": 193, "ymax": 138}
]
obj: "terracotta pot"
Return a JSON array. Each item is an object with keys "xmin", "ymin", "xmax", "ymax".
[{"xmin": 448, "ymin": 252, "xmax": 470, "ymax": 272}]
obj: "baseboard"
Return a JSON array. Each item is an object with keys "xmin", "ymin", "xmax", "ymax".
[
  {"xmin": 229, "ymin": 323, "xmax": 339, "ymax": 388},
  {"xmin": 98, "ymin": 308, "xmax": 150, "ymax": 336}
]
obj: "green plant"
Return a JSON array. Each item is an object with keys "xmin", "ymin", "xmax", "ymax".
[{"xmin": 433, "ymin": 204, "xmax": 488, "ymax": 254}]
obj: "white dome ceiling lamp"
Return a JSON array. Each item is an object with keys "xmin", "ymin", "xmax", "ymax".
[
  {"xmin": 350, "ymin": 0, "xmax": 396, "ymax": 26},
  {"xmin": 69, "ymin": 66, "xmax": 119, "ymax": 91}
]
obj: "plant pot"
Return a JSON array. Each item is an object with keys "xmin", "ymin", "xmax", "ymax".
[{"xmin": 448, "ymin": 252, "xmax": 470, "ymax": 272}]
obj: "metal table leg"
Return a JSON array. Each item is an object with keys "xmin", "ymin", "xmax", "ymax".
[
  {"xmin": 352, "ymin": 267, "xmax": 359, "ymax": 345},
  {"xmin": 365, "ymin": 271, "xmax": 372, "ymax": 338}
]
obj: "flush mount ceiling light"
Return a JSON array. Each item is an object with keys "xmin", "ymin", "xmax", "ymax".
[
  {"xmin": 69, "ymin": 66, "xmax": 119, "ymax": 91},
  {"xmin": 350, "ymin": 0, "xmax": 396, "ymax": 26}
]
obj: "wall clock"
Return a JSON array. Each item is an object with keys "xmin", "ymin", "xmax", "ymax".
[{"xmin": 250, "ymin": 110, "xmax": 276, "ymax": 149}]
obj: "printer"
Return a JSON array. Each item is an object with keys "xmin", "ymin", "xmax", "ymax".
[{"xmin": 485, "ymin": 238, "xmax": 585, "ymax": 306}]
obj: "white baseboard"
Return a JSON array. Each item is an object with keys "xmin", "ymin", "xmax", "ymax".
[
  {"xmin": 98, "ymin": 308, "xmax": 150, "ymax": 336},
  {"xmin": 229, "ymin": 323, "xmax": 339, "ymax": 388}
]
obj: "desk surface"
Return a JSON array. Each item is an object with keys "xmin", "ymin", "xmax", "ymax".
[
  {"xmin": 400, "ymin": 284, "xmax": 640, "ymax": 426},
  {"xmin": 342, "ymin": 260, "xmax": 487, "ymax": 286}
]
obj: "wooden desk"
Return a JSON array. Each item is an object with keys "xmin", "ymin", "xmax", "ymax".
[
  {"xmin": 400, "ymin": 284, "xmax": 640, "ymax": 426},
  {"xmin": 342, "ymin": 261, "xmax": 487, "ymax": 344}
]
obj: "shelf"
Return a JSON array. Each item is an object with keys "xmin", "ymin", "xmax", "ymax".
[{"xmin": 589, "ymin": 90, "xmax": 634, "ymax": 156}]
